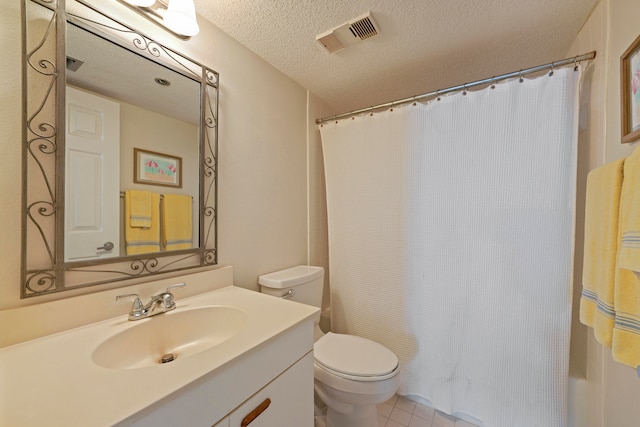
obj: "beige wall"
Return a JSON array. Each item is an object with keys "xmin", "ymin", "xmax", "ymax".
[
  {"xmin": 0, "ymin": 1, "xmax": 23, "ymax": 310},
  {"xmin": 566, "ymin": 0, "xmax": 608, "ymax": 379},
  {"xmin": 568, "ymin": 0, "xmax": 640, "ymax": 425},
  {"xmin": 0, "ymin": 0, "xmax": 308, "ymax": 323}
]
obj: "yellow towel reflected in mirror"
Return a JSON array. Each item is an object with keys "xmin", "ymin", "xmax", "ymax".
[
  {"xmin": 162, "ymin": 193, "xmax": 193, "ymax": 251},
  {"xmin": 125, "ymin": 191, "xmax": 160, "ymax": 255}
]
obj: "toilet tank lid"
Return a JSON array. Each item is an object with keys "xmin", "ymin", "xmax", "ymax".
[{"xmin": 258, "ymin": 265, "xmax": 324, "ymax": 288}]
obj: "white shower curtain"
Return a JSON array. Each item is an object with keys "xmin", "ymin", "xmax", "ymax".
[{"xmin": 320, "ymin": 66, "xmax": 581, "ymax": 427}]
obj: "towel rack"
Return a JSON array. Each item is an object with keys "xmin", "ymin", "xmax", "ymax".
[{"xmin": 119, "ymin": 191, "xmax": 193, "ymax": 201}]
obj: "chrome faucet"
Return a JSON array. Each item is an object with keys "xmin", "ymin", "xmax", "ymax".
[{"xmin": 116, "ymin": 283, "xmax": 186, "ymax": 321}]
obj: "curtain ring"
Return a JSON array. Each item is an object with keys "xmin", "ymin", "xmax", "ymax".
[
  {"xmin": 412, "ymin": 95, "xmax": 417, "ymax": 106},
  {"xmin": 519, "ymin": 70, "xmax": 524, "ymax": 83},
  {"xmin": 548, "ymin": 62, "xmax": 554, "ymax": 77},
  {"xmin": 436, "ymin": 90, "xmax": 441, "ymax": 101},
  {"xmin": 490, "ymin": 77, "xmax": 496, "ymax": 89},
  {"xmin": 462, "ymin": 83, "xmax": 468, "ymax": 96},
  {"xmin": 574, "ymin": 57, "xmax": 579, "ymax": 71},
  {"xmin": 369, "ymin": 106, "xmax": 374, "ymax": 116}
]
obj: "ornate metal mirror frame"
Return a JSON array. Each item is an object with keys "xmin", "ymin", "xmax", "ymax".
[{"xmin": 22, "ymin": 0, "xmax": 218, "ymax": 298}]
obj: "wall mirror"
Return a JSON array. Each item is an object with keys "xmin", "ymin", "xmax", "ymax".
[{"xmin": 22, "ymin": 0, "xmax": 218, "ymax": 298}]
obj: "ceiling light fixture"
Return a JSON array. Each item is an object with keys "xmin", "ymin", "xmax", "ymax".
[
  {"xmin": 118, "ymin": 0, "xmax": 200, "ymax": 38},
  {"xmin": 154, "ymin": 77, "xmax": 171, "ymax": 86},
  {"xmin": 123, "ymin": 0, "xmax": 155, "ymax": 6}
]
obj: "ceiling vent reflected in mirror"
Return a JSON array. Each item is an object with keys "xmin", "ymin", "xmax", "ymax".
[
  {"xmin": 66, "ymin": 56, "xmax": 84, "ymax": 72},
  {"xmin": 316, "ymin": 12, "xmax": 380, "ymax": 54}
]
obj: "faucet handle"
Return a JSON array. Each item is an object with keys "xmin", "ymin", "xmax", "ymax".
[
  {"xmin": 160, "ymin": 283, "xmax": 185, "ymax": 309},
  {"xmin": 166, "ymin": 283, "xmax": 185, "ymax": 293},
  {"xmin": 116, "ymin": 293, "xmax": 144, "ymax": 316}
]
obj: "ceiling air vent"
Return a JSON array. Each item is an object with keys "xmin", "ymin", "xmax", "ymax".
[
  {"xmin": 349, "ymin": 14, "xmax": 378, "ymax": 40},
  {"xmin": 316, "ymin": 12, "xmax": 380, "ymax": 54}
]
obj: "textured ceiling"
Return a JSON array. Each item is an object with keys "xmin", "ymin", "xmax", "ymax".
[
  {"xmin": 196, "ymin": 0, "xmax": 598, "ymax": 116},
  {"xmin": 67, "ymin": 23, "xmax": 200, "ymax": 125}
]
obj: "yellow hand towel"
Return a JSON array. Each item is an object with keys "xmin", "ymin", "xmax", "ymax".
[
  {"xmin": 579, "ymin": 158, "xmax": 624, "ymax": 347},
  {"xmin": 613, "ymin": 147, "xmax": 640, "ymax": 368},
  {"xmin": 161, "ymin": 194, "xmax": 193, "ymax": 251},
  {"xmin": 128, "ymin": 190, "xmax": 153, "ymax": 228},
  {"xmin": 125, "ymin": 191, "xmax": 160, "ymax": 255}
]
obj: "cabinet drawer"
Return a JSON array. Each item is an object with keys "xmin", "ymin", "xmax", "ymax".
[{"xmin": 229, "ymin": 352, "xmax": 313, "ymax": 427}]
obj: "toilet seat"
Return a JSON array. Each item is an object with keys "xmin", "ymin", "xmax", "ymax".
[{"xmin": 314, "ymin": 332, "xmax": 399, "ymax": 381}]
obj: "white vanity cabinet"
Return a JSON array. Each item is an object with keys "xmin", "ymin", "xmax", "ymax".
[
  {"xmin": 0, "ymin": 285, "xmax": 319, "ymax": 427},
  {"xmin": 118, "ymin": 318, "xmax": 315, "ymax": 427}
]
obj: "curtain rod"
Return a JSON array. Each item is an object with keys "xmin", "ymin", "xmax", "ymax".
[{"xmin": 316, "ymin": 51, "xmax": 596, "ymax": 125}]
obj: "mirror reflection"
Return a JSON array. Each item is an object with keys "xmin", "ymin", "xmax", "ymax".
[
  {"xmin": 21, "ymin": 0, "xmax": 218, "ymax": 298},
  {"xmin": 64, "ymin": 24, "xmax": 201, "ymax": 262}
]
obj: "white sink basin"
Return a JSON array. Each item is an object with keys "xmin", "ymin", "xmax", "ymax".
[
  {"xmin": 1, "ymin": 283, "xmax": 320, "ymax": 427},
  {"xmin": 92, "ymin": 306, "xmax": 247, "ymax": 370}
]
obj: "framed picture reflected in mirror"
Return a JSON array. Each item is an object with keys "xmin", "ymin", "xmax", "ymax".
[{"xmin": 134, "ymin": 148, "xmax": 182, "ymax": 188}]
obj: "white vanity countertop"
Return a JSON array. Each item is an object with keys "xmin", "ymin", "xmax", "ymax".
[{"xmin": 0, "ymin": 286, "xmax": 318, "ymax": 426}]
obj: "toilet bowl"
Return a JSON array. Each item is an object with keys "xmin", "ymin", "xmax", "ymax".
[
  {"xmin": 259, "ymin": 266, "xmax": 401, "ymax": 427},
  {"xmin": 313, "ymin": 332, "xmax": 400, "ymax": 427}
]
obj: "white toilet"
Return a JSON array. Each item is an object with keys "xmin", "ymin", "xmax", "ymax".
[{"xmin": 259, "ymin": 265, "xmax": 400, "ymax": 427}]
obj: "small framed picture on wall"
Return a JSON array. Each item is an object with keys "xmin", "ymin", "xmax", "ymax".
[
  {"xmin": 621, "ymin": 34, "xmax": 640, "ymax": 143},
  {"xmin": 134, "ymin": 148, "xmax": 182, "ymax": 188}
]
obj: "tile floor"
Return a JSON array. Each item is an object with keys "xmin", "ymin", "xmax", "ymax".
[{"xmin": 377, "ymin": 395, "xmax": 479, "ymax": 427}]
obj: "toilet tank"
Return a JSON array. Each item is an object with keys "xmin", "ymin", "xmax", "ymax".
[{"xmin": 258, "ymin": 265, "xmax": 324, "ymax": 309}]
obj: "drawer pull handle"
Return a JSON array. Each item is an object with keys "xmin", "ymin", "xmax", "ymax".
[{"xmin": 241, "ymin": 398, "xmax": 271, "ymax": 427}]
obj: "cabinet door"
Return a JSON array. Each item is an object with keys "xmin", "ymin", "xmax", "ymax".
[{"xmin": 230, "ymin": 353, "xmax": 313, "ymax": 427}]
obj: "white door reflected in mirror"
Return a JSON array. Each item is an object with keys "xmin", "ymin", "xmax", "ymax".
[{"xmin": 65, "ymin": 86, "xmax": 120, "ymax": 261}]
